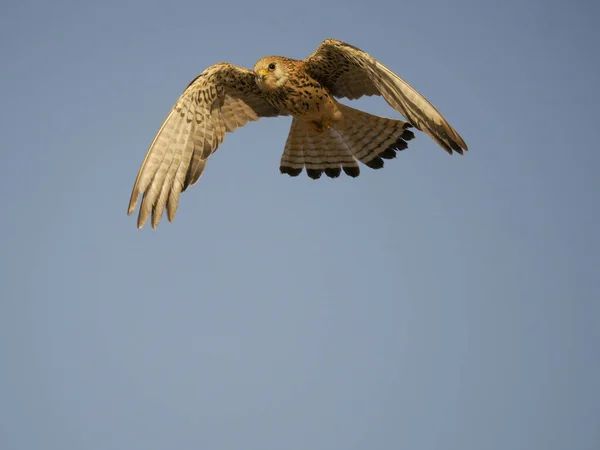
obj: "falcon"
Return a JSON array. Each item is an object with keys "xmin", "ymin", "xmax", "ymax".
[{"xmin": 128, "ymin": 39, "xmax": 468, "ymax": 229}]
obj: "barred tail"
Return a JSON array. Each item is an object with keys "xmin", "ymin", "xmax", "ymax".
[{"xmin": 279, "ymin": 103, "xmax": 415, "ymax": 179}]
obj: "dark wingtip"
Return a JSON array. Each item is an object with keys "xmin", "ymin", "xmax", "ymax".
[
  {"xmin": 392, "ymin": 138, "xmax": 408, "ymax": 151},
  {"xmin": 324, "ymin": 167, "xmax": 341, "ymax": 178},
  {"xmin": 449, "ymin": 140, "xmax": 465, "ymax": 155},
  {"xmin": 280, "ymin": 166, "xmax": 303, "ymax": 177},
  {"xmin": 365, "ymin": 157, "xmax": 384, "ymax": 169},
  {"xmin": 306, "ymin": 168, "xmax": 323, "ymax": 179},
  {"xmin": 438, "ymin": 140, "xmax": 453, "ymax": 155},
  {"xmin": 342, "ymin": 166, "xmax": 360, "ymax": 177},
  {"xmin": 402, "ymin": 129, "xmax": 415, "ymax": 141},
  {"xmin": 379, "ymin": 148, "xmax": 397, "ymax": 160}
]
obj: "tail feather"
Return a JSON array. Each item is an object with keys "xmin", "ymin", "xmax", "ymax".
[{"xmin": 280, "ymin": 103, "xmax": 414, "ymax": 179}]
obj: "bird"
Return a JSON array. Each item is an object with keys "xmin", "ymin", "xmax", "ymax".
[{"xmin": 127, "ymin": 38, "xmax": 468, "ymax": 229}]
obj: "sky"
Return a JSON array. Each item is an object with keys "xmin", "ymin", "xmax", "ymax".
[{"xmin": 1, "ymin": 0, "xmax": 599, "ymax": 449}]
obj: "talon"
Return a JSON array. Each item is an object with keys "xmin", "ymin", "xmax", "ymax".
[
  {"xmin": 310, "ymin": 120, "xmax": 331, "ymax": 133},
  {"xmin": 311, "ymin": 121, "xmax": 324, "ymax": 133}
]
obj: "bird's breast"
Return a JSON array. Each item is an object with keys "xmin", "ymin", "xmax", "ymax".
[{"xmin": 267, "ymin": 80, "xmax": 338, "ymax": 122}]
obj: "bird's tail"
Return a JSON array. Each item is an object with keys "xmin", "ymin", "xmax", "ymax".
[{"xmin": 279, "ymin": 103, "xmax": 415, "ymax": 179}]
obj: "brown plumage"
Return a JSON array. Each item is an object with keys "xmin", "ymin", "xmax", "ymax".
[{"xmin": 128, "ymin": 39, "xmax": 468, "ymax": 228}]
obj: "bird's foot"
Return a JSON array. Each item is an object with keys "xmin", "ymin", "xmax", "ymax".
[{"xmin": 310, "ymin": 120, "xmax": 331, "ymax": 133}]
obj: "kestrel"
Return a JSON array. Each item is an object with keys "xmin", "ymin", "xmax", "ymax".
[{"xmin": 128, "ymin": 39, "xmax": 468, "ymax": 229}]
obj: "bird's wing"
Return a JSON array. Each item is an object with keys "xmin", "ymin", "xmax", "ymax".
[
  {"xmin": 303, "ymin": 39, "xmax": 468, "ymax": 154},
  {"xmin": 128, "ymin": 63, "xmax": 281, "ymax": 229}
]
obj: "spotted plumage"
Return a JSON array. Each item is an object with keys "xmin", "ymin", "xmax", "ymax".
[{"xmin": 128, "ymin": 39, "xmax": 468, "ymax": 228}]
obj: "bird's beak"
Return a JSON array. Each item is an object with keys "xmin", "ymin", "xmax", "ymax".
[{"xmin": 257, "ymin": 69, "xmax": 268, "ymax": 81}]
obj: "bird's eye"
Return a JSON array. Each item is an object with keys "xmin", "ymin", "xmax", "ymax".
[{"xmin": 268, "ymin": 63, "xmax": 276, "ymax": 70}]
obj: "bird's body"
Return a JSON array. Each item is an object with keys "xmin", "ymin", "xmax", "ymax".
[
  {"xmin": 254, "ymin": 57, "xmax": 342, "ymax": 132},
  {"xmin": 128, "ymin": 39, "xmax": 468, "ymax": 229}
]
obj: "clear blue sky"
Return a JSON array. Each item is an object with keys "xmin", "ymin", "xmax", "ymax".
[{"xmin": 1, "ymin": 0, "xmax": 598, "ymax": 449}]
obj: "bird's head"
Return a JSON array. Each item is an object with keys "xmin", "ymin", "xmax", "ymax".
[{"xmin": 254, "ymin": 57, "xmax": 289, "ymax": 90}]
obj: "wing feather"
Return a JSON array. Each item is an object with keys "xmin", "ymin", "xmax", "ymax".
[
  {"xmin": 304, "ymin": 39, "xmax": 467, "ymax": 154},
  {"xmin": 128, "ymin": 63, "xmax": 281, "ymax": 228}
]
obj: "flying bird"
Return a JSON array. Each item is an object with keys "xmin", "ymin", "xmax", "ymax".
[{"xmin": 128, "ymin": 39, "xmax": 468, "ymax": 229}]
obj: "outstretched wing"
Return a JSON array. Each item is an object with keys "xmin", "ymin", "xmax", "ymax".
[
  {"xmin": 303, "ymin": 39, "xmax": 468, "ymax": 154},
  {"xmin": 128, "ymin": 63, "xmax": 281, "ymax": 229}
]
